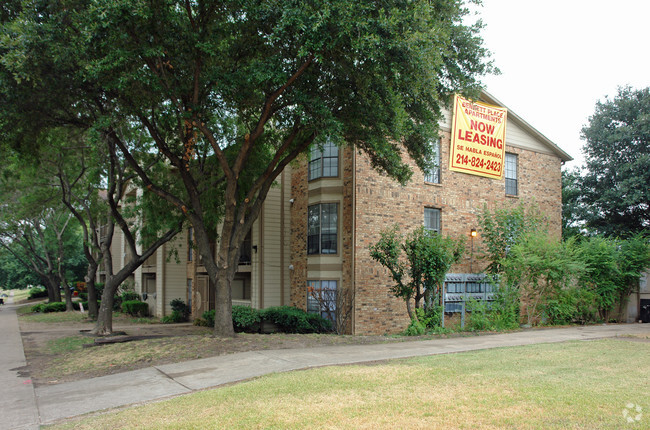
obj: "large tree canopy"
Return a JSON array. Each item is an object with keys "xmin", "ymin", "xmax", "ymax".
[
  {"xmin": 580, "ymin": 86, "xmax": 650, "ymax": 237},
  {"xmin": 1, "ymin": 0, "xmax": 495, "ymax": 335}
]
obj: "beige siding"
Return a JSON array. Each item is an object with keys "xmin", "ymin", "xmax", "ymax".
[
  {"xmin": 262, "ymin": 184, "xmax": 283, "ymax": 307},
  {"xmin": 160, "ymin": 233, "xmax": 188, "ymax": 316}
]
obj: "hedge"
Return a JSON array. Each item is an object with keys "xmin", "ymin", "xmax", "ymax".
[{"xmin": 121, "ymin": 300, "xmax": 149, "ymax": 317}]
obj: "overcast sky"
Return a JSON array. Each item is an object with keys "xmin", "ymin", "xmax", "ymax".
[{"xmin": 470, "ymin": 0, "xmax": 650, "ymax": 169}]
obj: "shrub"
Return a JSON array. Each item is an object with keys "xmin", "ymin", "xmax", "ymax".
[
  {"xmin": 28, "ymin": 287, "xmax": 48, "ymax": 299},
  {"xmin": 201, "ymin": 309, "xmax": 215, "ymax": 327},
  {"xmin": 305, "ymin": 313, "xmax": 333, "ymax": 333},
  {"xmin": 466, "ymin": 298, "xmax": 494, "ymax": 331},
  {"xmin": 259, "ymin": 306, "xmax": 330, "ymax": 333},
  {"xmin": 42, "ymin": 302, "xmax": 67, "ymax": 313},
  {"xmin": 31, "ymin": 303, "xmax": 45, "ymax": 313},
  {"xmin": 161, "ymin": 310, "xmax": 185, "ymax": 324},
  {"xmin": 232, "ymin": 305, "xmax": 260, "ymax": 332},
  {"xmin": 403, "ymin": 319, "xmax": 425, "ymax": 336},
  {"xmin": 122, "ymin": 300, "xmax": 149, "ymax": 317},
  {"xmin": 121, "ymin": 291, "xmax": 141, "ymax": 302},
  {"xmin": 78, "ymin": 292, "xmax": 88, "ymax": 301},
  {"xmin": 544, "ymin": 286, "xmax": 599, "ymax": 325},
  {"xmin": 193, "ymin": 317, "xmax": 210, "ymax": 327},
  {"xmin": 415, "ymin": 305, "xmax": 443, "ymax": 330},
  {"xmin": 170, "ymin": 298, "xmax": 190, "ymax": 322}
]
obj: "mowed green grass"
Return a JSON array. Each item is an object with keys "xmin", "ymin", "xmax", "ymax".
[{"xmin": 50, "ymin": 339, "xmax": 649, "ymax": 429}]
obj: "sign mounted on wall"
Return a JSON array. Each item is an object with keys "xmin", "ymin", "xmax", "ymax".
[{"xmin": 449, "ymin": 94, "xmax": 508, "ymax": 179}]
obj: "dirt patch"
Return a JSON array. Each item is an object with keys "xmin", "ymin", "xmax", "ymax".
[{"xmin": 18, "ymin": 314, "xmax": 404, "ymax": 386}]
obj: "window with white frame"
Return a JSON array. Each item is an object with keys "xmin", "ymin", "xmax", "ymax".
[
  {"xmin": 424, "ymin": 140, "xmax": 441, "ymax": 184},
  {"xmin": 424, "ymin": 207, "xmax": 441, "ymax": 233},
  {"xmin": 307, "ymin": 280, "xmax": 337, "ymax": 322},
  {"xmin": 505, "ymin": 153, "xmax": 518, "ymax": 195},
  {"xmin": 308, "ymin": 203, "xmax": 338, "ymax": 254},
  {"xmin": 309, "ymin": 140, "xmax": 339, "ymax": 181}
]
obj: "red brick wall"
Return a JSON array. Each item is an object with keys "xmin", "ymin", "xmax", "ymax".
[
  {"xmin": 352, "ymin": 129, "xmax": 563, "ymax": 335},
  {"xmin": 289, "ymin": 154, "xmax": 309, "ymax": 310}
]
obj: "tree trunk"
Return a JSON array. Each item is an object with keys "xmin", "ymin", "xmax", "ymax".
[
  {"xmin": 213, "ymin": 266, "xmax": 236, "ymax": 337},
  {"xmin": 84, "ymin": 265, "xmax": 99, "ymax": 319},
  {"xmin": 62, "ymin": 279, "xmax": 73, "ymax": 311},
  {"xmin": 406, "ymin": 295, "xmax": 415, "ymax": 321},
  {"xmin": 93, "ymin": 281, "xmax": 117, "ymax": 336}
]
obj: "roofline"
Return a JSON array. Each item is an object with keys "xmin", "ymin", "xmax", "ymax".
[{"xmin": 479, "ymin": 90, "xmax": 573, "ymax": 162}]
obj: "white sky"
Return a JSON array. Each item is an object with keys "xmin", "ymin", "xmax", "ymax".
[{"xmin": 470, "ymin": 0, "xmax": 650, "ymax": 169}]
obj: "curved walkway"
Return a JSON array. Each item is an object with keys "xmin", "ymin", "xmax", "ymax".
[{"xmin": 2, "ymin": 302, "xmax": 649, "ymax": 429}]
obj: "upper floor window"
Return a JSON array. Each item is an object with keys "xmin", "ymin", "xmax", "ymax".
[
  {"xmin": 424, "ymin": 140, "xmax": 441, "ymax": 184},
  {"xmin": 309, "ymin": 140, "xmax": 339, "ymax": 181},
  {"xmin": 505, "ymin": 153, "xmax": 518, "ymax": 195},
  {"xmin": 308, "ymin": 203, "xmax": 338, "ymax": 254},
  {"xmin": 424, "ymin": 207, "xmax": 440, "ymax": 233}
]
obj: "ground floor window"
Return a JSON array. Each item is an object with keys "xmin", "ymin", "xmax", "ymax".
[{"xmin": 307, "ymin": 280, "xmax": 337, "ymax": 322}]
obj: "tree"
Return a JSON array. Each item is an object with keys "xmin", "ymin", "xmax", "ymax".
[
  {"xmin": 1, "ymin": 0, "xmax": 494, "ymax": 336},
  {"xmin": 477, "ymin": 203, "xmax": 546, "ymax": 274},
  {"xmin": 561, "ymin": 168, "xmax": 586, "ymax": 239},
  {"xmin": 580, "ymin": 86, "xmax": 650, "ymax": 237},
  {"xmin": 0, "ymin": 151, "xmax": 86, "ymax": 306},
  {"xmin": 370, "ymin": 226, "xmax": 464, "ymax": 321},
  {"xmin": 502, "ymin": 232, "xmax": 584, "ymax": 326}
]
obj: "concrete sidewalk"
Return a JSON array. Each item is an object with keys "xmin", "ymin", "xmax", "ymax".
[
  {"xmin": 3, "ymin": 305, "xmax": 650, "ymax": 429},
  {"xmin": 1, "ymin": 302, "xmax": 39, "ymax": 430}
]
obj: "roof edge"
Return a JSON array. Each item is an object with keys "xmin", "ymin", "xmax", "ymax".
[{"xmin": 479, "ymin": 90, "xmax": 573, "ymax": 162}]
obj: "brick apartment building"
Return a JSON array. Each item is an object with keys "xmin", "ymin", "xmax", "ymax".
[
  {"xmin": 104, "ymin": 91, "xmax": 572, "ymax": 334},
  {"xmin": 289, "ymin": 92, "xmax": 571, "ymax": 334}
]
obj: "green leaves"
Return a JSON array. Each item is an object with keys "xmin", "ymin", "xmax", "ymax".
[
  {"xmin": 580, "ymin": 86, "xmax": 650, "ymax": 237},
  {"xmin": 370, "ymin": 225, "xmax": 465, "ymax": 319}
]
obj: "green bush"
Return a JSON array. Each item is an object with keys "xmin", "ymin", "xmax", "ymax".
[
  {"xmin": 305, "ymin": 313, "xmax": 333, "ymax": 333},
  {"xmin": 544, "ymin": 286, "xmax": 599, "ymax": 325},
  {"xmin": 466, "ymin": 298, "xmax": 493, "ymax": 331},
  {"xmin": 78, "ymin": 292, "xmax": 88, "ymax": 301},
  {"xmin": 161, "ymin": 310, "xmax": 185, "ymax": 324},
  {"xmin": 192, "ymin": 307, "xmax": 332, "ymax": 333},
  {"xmin": 39, "ymin": 302, "xmax": 67, "ymax": 313},
  {"xmin": 122, "ymin": 300, "xmax": 149, "ymax": 317},
  {"xmin": 415, "ymin": 306, "xmax": 443, "ymax": 330},
  {"xmin": 232, "ymin": 305, "xmax": 260, "ymax": 332},
  {"xmin": 28, "ymin": 287, "xmax": 48, "ymax": 299},
  {"xmin": 201, "ymin": 309, "xmax": 215, "ymax": 327},
  {"xmin": 121, "ymin": 291, "xmax": 141, "ymax": 302},
  {"xmin": 259, "ymin": 306, "xmax": 331, "ymax": 333},
  {"xmin": 31, "ymin": 303, "xmax": 45, "ymax": 313},
  {"xmin": 170, "ymin": 298, "xmax": 190, "ymax": 322},
  {"xmin": 193, "ymin": 317, "xmax": 210, "ymax": 327},
  {"xmin": 403, "ymin": 319, "xmax": 425, "ymax": 336}
]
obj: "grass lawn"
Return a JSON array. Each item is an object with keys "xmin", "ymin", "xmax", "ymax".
[{"xmin": 49, "ymin": 339, "xmax": 649, "ymax": 429}]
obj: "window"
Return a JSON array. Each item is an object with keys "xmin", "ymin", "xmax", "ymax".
[
  {"xmin": 187, "ymin": 227, "xmax": 194, "ymax": 262},
  {"xmin": 307, "ymin": 280, "xmax": 337, "ymax": 322},
  {"xmin": 505, "ymin": 153, "xmax": 518, "ymax": 195},
  {"xmin": 424, "ymin": 140, "xmax": 441, "ymax": 184},
  {"xmin": 309, "ymin": 140, "xmax": 339, "ymax": 180},
  {"xmin": 308, "ymin": 203, "xmax": 338, "ymax": 254},
  {"xmin": 424, "ymin": 208, "xmax": 440, "ymax": 233}
]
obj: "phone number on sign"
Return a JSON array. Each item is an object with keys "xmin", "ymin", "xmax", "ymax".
[{"xmin": 455, "ymin": 154, "xmax": 501, "ymax": 172}]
